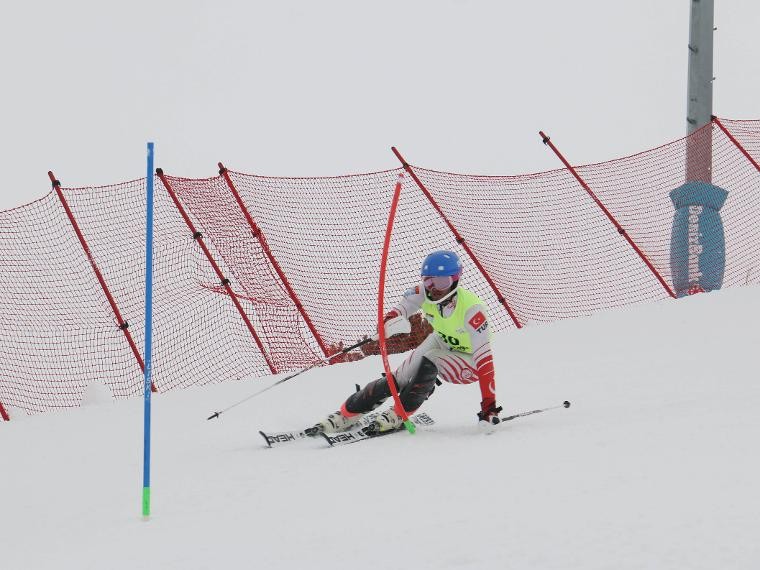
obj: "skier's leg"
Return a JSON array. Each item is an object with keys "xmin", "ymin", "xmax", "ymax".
[
  {"xmin": 369, "ymin": 334, "xmax": 444, "ymax": 432},
  {"xmin": 373, "ymin": 356, "xmax": 439, "ymax": 432},
  {"xmin": 342, "ymin": 374, "xmax": 393, "ymax": 415},
  {"xmin": 398, "ymin": 356, "xmax": 438, "ymax": 413},
  {"xmin": 342, "ymin": 332, "xmax": 441, "ymax": 416},
  {"xmin": 391, "ymin": 333, "xmax": 445, "ymax": 408},
  {"xmin": 316, "ymin": 334, "xmax": 445, "ymax": 434},
  {"xmin": 312, "ymin": 373, "xmax": 395, "ymax": 434}
]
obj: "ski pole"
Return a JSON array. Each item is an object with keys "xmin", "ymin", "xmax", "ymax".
[
  {"xmin": 207, "ymin": 335, "xmax": 377, "ymax": 420},
  {"xmin": 500, "ymin": 400, "xmax": 571, "ymax": 422}
]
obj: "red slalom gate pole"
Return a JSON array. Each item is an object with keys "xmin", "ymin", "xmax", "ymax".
[
  {"xmin": 157, "ymin": 169, "xmax": 277, "ymax": 375},
  {"xmin": 218, "ymin": 163, "xmax": 330, "ymax": 357},
  {"xmin": 0, "ymin": 401, "xmax": 9, "ymax": 421},
  {"xmin": 538, "ymin": 132, "xmax": 677, "ymax": 299},
  {"xmin": 48, "ymin": 171, "xmax": 156, "ymax": 391},
  {"xmin": 391, "ymin": 147, "xmax": 523, "ymax": 329},
  {"xmin": 378, "ymin": 173, "xmax": 414, "ymax": 434}
]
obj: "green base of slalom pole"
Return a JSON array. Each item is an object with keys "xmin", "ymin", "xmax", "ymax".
[
  {"xmin": 142, "ymin": 487, "xmax": 151, "ymax": 519},
  {"xmin": 403, "ymin": 419, "xmax": 416, "ymax": 434}
]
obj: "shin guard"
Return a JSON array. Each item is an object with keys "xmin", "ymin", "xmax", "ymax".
[
  {"xmin": 398, "ymin": 357, "xmax": 438, "ymax": 413},
  {"xmin": 343, "ymin": 374, "xmax": 395, "ymax": 415}
]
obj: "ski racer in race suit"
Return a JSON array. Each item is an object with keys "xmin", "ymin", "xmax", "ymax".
[{"xmin": 315, "ymin": 250, "xmax": 501, "ymax": 434}]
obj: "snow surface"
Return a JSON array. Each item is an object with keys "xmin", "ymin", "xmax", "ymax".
[{"xmin": 2, "ymin": 286, "xmax": 759, "ymax": 570}]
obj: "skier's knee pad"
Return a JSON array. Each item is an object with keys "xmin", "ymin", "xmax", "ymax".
[
  {"xmin": 344, "ymin": 374, "xmax": 394, "ymax": 414},
  {"xmin": 399, "ymin": 357, "xmax": 438, "ymax": 412}
]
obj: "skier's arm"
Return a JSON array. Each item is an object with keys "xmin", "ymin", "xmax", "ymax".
[
  {"xmin": 387, "ymin": 285, "xmax": 424, "ymax": 320},
  {"xmin": 382, "ymin": 286, "xmax": 424, "ymax": 338},
  {"xmin": 465, "ymin": 305, "xmax": 500, "ymax": 420}
]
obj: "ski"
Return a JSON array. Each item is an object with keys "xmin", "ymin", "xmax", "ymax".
[
  {"xmin": 260, "ymin": 401, "xmax": 567, "ymax": 447},
  {"xmin": 322, "ymin": 412, "xmax": 435, "ymax": 447},
  {"xmin": 259, "ymin": 412, "xmax": 436, "ymax": 448},
  {"xmin": 259, "ymin": 411, "xmax": 385, "ymax": 448},
  {"xmin": 258, "ymin": 429, "xmax": 310, "ymax": 447}
]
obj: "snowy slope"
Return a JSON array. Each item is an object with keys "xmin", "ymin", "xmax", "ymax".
[{"xmin": 2, "ymin": 286, "xmax": 759, "ymax": 570}]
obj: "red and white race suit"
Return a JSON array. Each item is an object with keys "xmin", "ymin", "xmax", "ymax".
[{"xmin": 388, "ymin": 284, "xmax": 496, "ymax": 411}]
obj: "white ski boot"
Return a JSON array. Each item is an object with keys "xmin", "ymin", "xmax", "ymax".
[
  {"xmin": 310, "ymin": 410, "xmax": 362, "ymax": 435},
  {"xmin": 373, "ymin": 408, "xmax": 404, "ymax": 432}
]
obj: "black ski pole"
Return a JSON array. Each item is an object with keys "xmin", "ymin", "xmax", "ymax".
[
  {"xmin": 207, "ymin": 335, "xmax": 377, "ymax": 420},
  {"xmin": 500, "ymin": 400, "xmax": 571, "ymax": 422}
]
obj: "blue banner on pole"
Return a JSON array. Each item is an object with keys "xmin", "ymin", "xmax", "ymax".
[{"xmin": 669, "ymin": 181, "xmax": 728, "ymax": 297}]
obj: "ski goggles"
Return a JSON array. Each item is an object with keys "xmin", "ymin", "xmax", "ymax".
[{"xmin": 422, "ymin": 274, "xmax": 458, "ymax": 291}]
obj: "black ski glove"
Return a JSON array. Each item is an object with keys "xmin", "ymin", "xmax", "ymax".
[{"xmin": 477, "ymin": 402, "xmax": 502, "ymax": 425}]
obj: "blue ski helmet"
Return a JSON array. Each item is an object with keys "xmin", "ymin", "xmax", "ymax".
[{"xmin": 420, "ymin": 250, "xmax": 463, "ymax": 278}]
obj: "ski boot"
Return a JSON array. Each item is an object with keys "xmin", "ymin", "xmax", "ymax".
[
  {"xmin": 306, "ymin": 410, "xmax": 362, "ymax": 436},
  {"xmin": 368, "ymin": 408, "xmax": 404, "ymax": 434}
]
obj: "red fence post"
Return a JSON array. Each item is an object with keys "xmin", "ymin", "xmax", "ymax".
[
  {"xmin": 48, "ymin": 171, "xmax": 156, "ymax": 391},
  {"xmin": 218, "ymin": 163, "xmax": 330, "ymax": 357},
  {"xmin": 537, "ymin": 132, "xmax": 677, "ymax": 299},
  {"xmin": 0, "ymin": 401, "xmax": 9, "ymax": 421},
  {"xmin": 391, "ymin": 147, "xmax": 523, "ymax": 329},
  {"xmin": 156, "ymin": 169, "xmax": 277, "ymax": 375},
  {"xmin": 713, "ymin": 116, "xmax": 760, "ymax": 174}
]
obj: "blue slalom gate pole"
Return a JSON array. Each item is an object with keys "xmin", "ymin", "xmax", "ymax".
[{"xmin": 142, "ymin": 142, "xmax": 155, "ymax": 519}]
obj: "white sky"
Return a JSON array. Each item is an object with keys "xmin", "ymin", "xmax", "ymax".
[{"xmin": 1, "ymin": 0, "xmax": 758, "ymax": 210}]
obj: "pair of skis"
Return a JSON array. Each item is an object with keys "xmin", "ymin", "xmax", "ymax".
[
  {"xmin": 259, "ymin": 401, "xmax": 570, "ymax": 448},
  {"xmin": 259, "ymin": 411, "xmax": 436, "ymax": 448}
]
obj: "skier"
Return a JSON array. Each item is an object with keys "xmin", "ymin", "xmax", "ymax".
[{"xmin": 313, "ymin": 250, "xmax": 501, "ymax": 434}]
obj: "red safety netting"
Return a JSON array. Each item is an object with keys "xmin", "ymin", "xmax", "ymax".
[
  {"xmin": 716, "ymin": 118, "xmax": 760, "ymax": 167},
  {"xmin": 205, "ymin": 168, "xmax": 488, "ymax": 347},
  {"xmin": 0, "ymin": 193, "xmax": 138, "ymax": 412},
  {"xmin": 157, "ymin": 173, "xmax": 322, "ymax": 371},
  {"xmin": 1, "ymin": 118, "xmax": 758, "ymax": 417},
  {"xmin": 0, "ymin": 178, "xmax": 279, "ymax": 415},
  {"xmin": 574, "ymin": 122, "xmax": 760, "ymax": 291}
]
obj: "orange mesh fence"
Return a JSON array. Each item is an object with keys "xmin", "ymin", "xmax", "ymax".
[{"xmin": 1, "ymin": 118, "xmax": 759, "ymax": 417}]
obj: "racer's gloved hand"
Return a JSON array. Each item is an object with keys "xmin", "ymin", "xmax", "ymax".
[
  {"xmin": 382, "ymin": 309, "xmax": 411, "ymax": 338},
  {"xmin": 477, "ymin": 401, "xmax": 503, "ymax": 425},
  {"xmin": 384, "ymin": 309, "xmax": 400, "ymax": 322}
]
